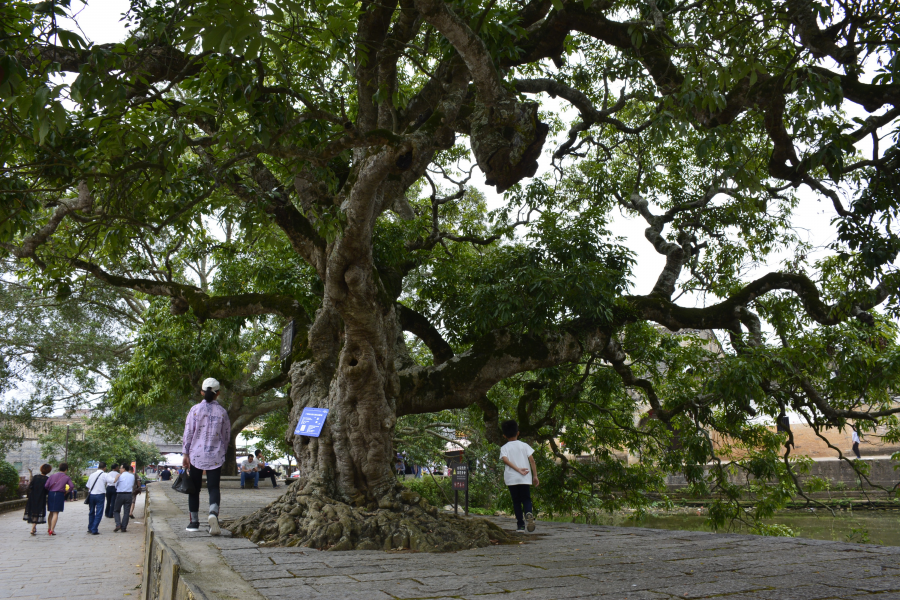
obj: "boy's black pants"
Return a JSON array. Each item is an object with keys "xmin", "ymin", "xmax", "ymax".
[{"xmin": 508, "ymin": 484, "xmax": 533, "ymax": 528}]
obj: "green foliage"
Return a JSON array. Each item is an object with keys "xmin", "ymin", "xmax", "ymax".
[
  {"xmin": 254, "ymin": 406, "xmax": 294, "ymax": 463},
  {"xmin": 750, "ymin": 523, "xmax": 796, "ymax": 538},
  {"xmin": 0, "ymin": 460, "xmax": 19, "ymax": 501},
  {"xmin": 0, "ymin": 267, "xmax": 136, "ymax": 415},
  {"xmin": 401, "ymin": 477, "xmax": 453, "ymax": 509},
  {"xmin": 38, "ymin": 421, "xmax": 162, "ymax": 484},
  {"xmin": 846, "ymin": 527, "xmax": 870, "ymax": 544},
  {"xmin": 0, "ymin": 403, "xmax": 31, "ymax": 463}
]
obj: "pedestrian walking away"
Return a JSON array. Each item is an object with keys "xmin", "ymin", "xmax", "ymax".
[
  {"xmin": 240, "ymin": 453, "xmax": 260, "ymax": 489},
  {"xmin": 113, "ymin": 464, "xmax": 136, "ymax": 532},
  {"xmin": 104, "ymin": 463, "xmax": 120, "ymax": 518},
  {"xmin": 129, "ymin": 469, "xmax": 142, "ymax": 519},
  {"xmin": 44, "ymin": 462, "xmax": 76, "ymax": 535},
  {"xmin": 852, "ymin": 429, "xmax": 863, "ymax": 459},
  {"xmin": 23, "ymin": 463, "xmax": 52, "ymax": 535},
  {"xmin": 85, "ymin": 461, "xmax": 108, "ymax": 535},
  {"xmin": 159, "ymin": 466, "xmax": 172, "ymax": 481},
  {"xmin": 500, "ymin": 419, "xmax": 540, "ymax": 533},
  {"xmin": 183, "ymin": 377, "xmax": 231, "ymax": 536},
  {"xmin": 255, "ymin": 450, "xmax": 280, "ymax": 488}
]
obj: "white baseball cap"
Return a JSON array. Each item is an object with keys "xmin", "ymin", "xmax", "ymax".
[{"xmin": 201, "ymin": 377, "xmax": 220, "ymax": 392}]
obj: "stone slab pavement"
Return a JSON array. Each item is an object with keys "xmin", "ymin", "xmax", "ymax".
[
  {"xmin": 155, "ymin": 483, "xmax": 900, "ymax": 600},
  {"xmin": 0, "ymin": 492, "xmax": 146, "ymax": 599}
]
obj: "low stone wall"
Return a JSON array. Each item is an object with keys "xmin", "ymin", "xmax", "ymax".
[
  {"xmin": 141, "ymin": 484, "xmax": 266, "ymax": 600},
  {"xmin": 141, "ymin": 488, "xmax": 205, "ymax": 600},
  {"xmin": 0, "ymin": 497, "xmax": 27, "ymax": 514},
  {"xmin": 665, "ymin": 457, "xmax": 900, "ymax": 491}
]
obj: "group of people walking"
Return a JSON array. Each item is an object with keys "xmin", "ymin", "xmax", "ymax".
[
  {"xmin": 22, "ymin": 376, "xmax": 265, "ymax": 538},
  {"xmin": 23, "ymin": 461, "xmax": 142, "ymax": 535}
]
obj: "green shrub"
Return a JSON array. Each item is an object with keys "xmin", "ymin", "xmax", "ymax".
[
  {"xmin": 749, "ymin": 522, "xmax": 796, "ymax": 537},
  {"xmin": 402, "ymin": 469, "xmax": 505, "ymax": 512},
  {"xmin": 0, "ymin": 461, "xmax": 19, "ymax": 501},
  {"xmin": 402, "ymin": 477, "xmax": 453, "ymax": 507}
]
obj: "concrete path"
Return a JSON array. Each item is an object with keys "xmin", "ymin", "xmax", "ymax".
[
  {"xmin": 153, "ymin": 484, "xmax": 900, "ymax": 600},
  {"xmin": 0, "ymin": 493, "xmax": 146, "ymax": 599}
]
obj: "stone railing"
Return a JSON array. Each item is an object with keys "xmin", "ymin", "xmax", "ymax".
[
  {"xmin": 141, "ymin": 484, "xmax": 265, "ymax": 600},
  {"xmin": 0, "ymin": 497, "xmax": 27, "ymax": 514}
]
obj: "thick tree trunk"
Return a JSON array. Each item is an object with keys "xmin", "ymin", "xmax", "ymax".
[
  {"xmin": 223, "ymin": 438, "xmax": 238, "ymax": 476},
  {"xmin": 288, "ymin": 301, "xmax": 400, "ymax": 504},
  {"xmin": 229, "ymin": 240, "xmax": 509, "ymax": 550}
]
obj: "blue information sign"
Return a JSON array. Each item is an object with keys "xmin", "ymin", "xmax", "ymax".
[{"xmin": 294, "ymin": 407, "xmax": 329, "ymax": 437}]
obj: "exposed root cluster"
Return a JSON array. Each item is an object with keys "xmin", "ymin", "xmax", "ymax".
[{"xmin": 227, "ymin": 482, "xmax": 510, "ymax": 551}]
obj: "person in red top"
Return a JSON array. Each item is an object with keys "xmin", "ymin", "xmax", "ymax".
[{"xmin": 44, "ymin": 463, "xmax": 76, "ymax": 535}]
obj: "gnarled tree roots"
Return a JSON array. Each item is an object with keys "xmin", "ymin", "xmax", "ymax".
[{"xmin": 227, "ymin": 483, "xmax": 511, "ymax": 552}]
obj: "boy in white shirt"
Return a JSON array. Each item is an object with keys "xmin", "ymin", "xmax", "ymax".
[{"xmin": 500, "ymin": 419, "xmax": 539, "ymax": 533}]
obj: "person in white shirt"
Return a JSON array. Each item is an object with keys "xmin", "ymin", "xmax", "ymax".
[
  {"xmin": 239, "ymin": 454, "xmax": 259, "ymax": 489},
  {"xmin": 113, "ymin": 465, "xmax": 136, "ymax": 532},
  {"xmin": 852, "ymin": 429, "xmax": 863, "ymax": 459},
  {"xmin": 500, "ymin": 419, "xmax": 539, "ymax": 533},
  {"xmin": 85, "ymin": 462, "xmax": 108, "ymax": 535},
  {"xmin": 103, "ymin": 463, "xmax": 120, "ymax": 519}
]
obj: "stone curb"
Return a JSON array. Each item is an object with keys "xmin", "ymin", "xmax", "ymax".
[
  {"xmin": 0, "ymin": 497, "xmax": 27, "ymax": 514},
  {"xmin": 142, "ymin": 484, "xmax": 266, "ymax": 600}
]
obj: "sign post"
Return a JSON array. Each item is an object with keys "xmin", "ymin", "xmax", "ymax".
[
  {"xmin": 293, "ymin": 407, "xmax": 329, "ymax": 438},
  {"xmin": 280, "ymin": 320, "xmax": 296, "ymax": 362},
  {"xmin": 451, "ymin": 462, "xmax": 469, "ymax": 516}
]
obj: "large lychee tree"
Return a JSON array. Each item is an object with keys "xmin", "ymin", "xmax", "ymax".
[{"xmin": 2, "ymin": 0, "xmax": 900, "ymax": 549}]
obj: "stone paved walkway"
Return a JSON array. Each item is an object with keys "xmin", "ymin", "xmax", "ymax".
[
  {"xmin": 155, "ymin": 484, "xmax": 900, "ymax": 600},
  {"xmin": 0, "ymin": 493, "xmax": 146, "ymax": 599}
]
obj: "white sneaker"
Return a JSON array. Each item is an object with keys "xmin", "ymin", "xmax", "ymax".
[{"xmin": 208, "ymin": 513, "xmax": 220, "ymax": 536}]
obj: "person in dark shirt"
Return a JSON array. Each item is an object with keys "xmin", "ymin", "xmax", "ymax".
[
  {"xmin": 24, "ymin": 464, "xmax": 51, "ymax": 535},
  {"xmin": 254, "ymin": 450, "xmax": 280, "ymax": 488},
  {"xmin": 159, "ymin": 467, "xmax": 172, "ymax": 481}
]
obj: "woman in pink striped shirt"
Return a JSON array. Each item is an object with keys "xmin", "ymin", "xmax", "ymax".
[{"xmin": 182, "ymin": 377, "xmax": 231, "ymax": 535}]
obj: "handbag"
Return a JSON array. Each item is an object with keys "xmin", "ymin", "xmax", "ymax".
[
  {"xmin": 84, "ymin": 470, "xmax": 104, "ymax": 504},
  {"xmin": 172, "ymin": 471, "xmax": 196, "ymax": 494}
]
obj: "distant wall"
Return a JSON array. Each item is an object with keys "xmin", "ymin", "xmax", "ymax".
[
  {"xmin": 5, "ymin": 439, "xmax": 46, "ymax": 477},
  {"xmin": 666, "ymin": 457, "xmax": 900, "ymax": 491},
  {"xmin": 3, "ymin": 417, "xmax": 88, "ymax": 476}
]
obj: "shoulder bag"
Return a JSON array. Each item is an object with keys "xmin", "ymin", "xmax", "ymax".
[
  {"xmin": 84, "ymin": 471, "xmax": 103, "ymax": 504},
  {"xmin": 172, "ymin": 470, "xmax": 196, "ymax": 494}
]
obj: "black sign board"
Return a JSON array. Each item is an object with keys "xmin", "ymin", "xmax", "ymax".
[
  {"xmin": 280, "ymin": 320, "xmax": 296, "ymax": 360},
  {"xmin": 451, "ymin": 463, "xmax": 468, "ymax": 490}
]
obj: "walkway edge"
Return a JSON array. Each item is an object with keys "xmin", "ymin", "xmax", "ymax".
[
  {"xmin": 0, "ymin": 497, "xmax": 27, "ymax": 514},
  {"xmin": 142, "ymin": 484, "xmax": 266, "ymax": 600}
]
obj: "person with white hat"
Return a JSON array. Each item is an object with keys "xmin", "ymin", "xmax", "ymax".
[{"xmin": 182, "ymin": 377, "xmax": 231, "ymax": 535}]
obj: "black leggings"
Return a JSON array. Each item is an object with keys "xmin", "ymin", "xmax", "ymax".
[{"xmin": 188, "ymin": 465, "xmax": 221, "ymax": 514}]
